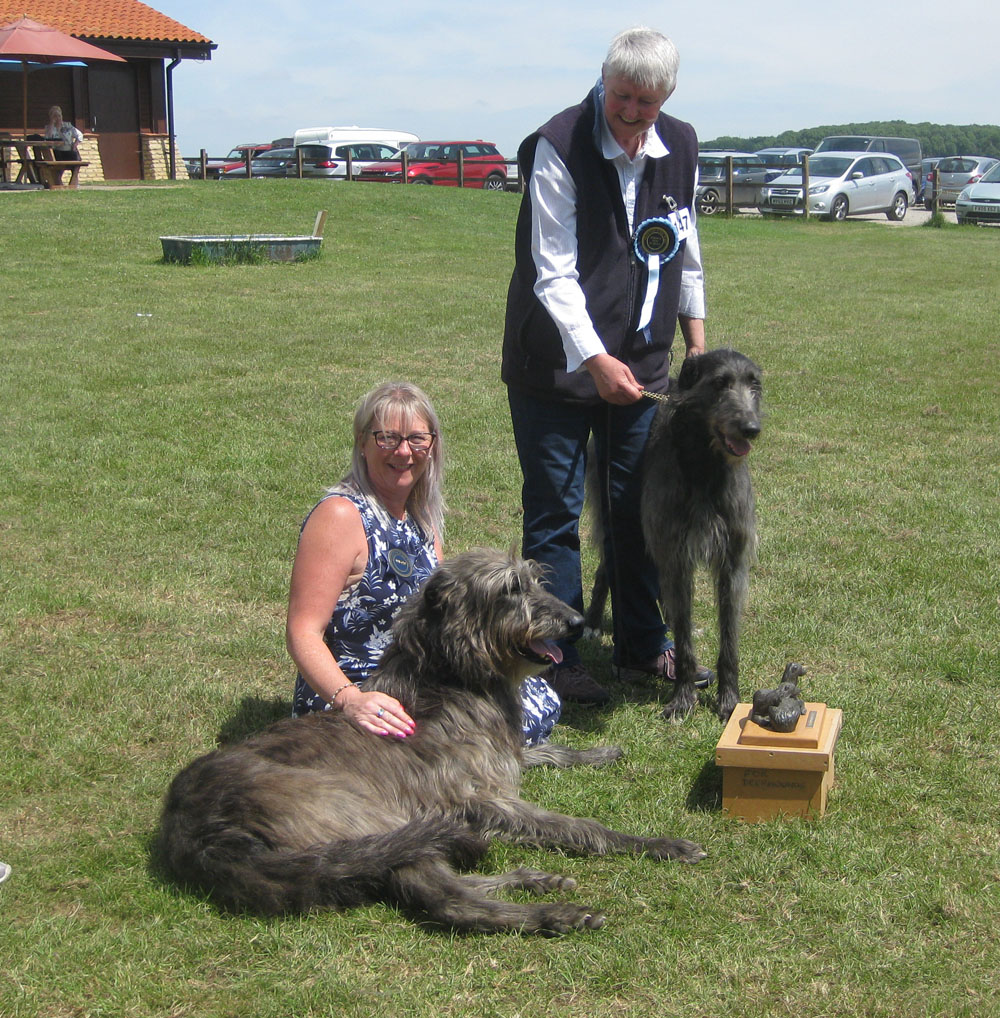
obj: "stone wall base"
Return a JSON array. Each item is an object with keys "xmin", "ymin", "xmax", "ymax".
[{"xmin": 73, "ymin": 135, "xmax": 190, "ymax": 182}]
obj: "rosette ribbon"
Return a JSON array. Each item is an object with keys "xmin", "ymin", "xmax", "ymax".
[{"xmin": 633, "ymin": 216, "xmax": 681, "ymax": 341}]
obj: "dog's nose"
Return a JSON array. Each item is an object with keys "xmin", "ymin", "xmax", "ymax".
[
  {"xmin": 741, "ymin": 422, "xmax": 761, "ymax": 439},
  {"xmin": 565, "ymin": 612, "xmax": 585, "ymax": 639}
]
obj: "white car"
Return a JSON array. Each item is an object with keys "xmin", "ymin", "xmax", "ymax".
[
  {"xmin": 290, "ymin": 142, "xmax": 402, "ymax": 180},
  {"xmin": 955, "ymin": 160, "xmax": 1000, "ymax": 225},
  {"xmin": 758, "ymin": 151, "xmax": 913, "ymax": 221}
]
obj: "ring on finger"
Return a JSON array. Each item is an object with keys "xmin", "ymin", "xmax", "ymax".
[{"xmin": 376, "ymin": 707, "xmax": 385, "ymax": 718}]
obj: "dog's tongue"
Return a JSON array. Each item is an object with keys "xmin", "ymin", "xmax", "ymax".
[
  {"xmin": 726, "ymin": 436, "xmax": 752, "ymax": 457},
  {"xmin": 529, "ymin": 639, "xmax": 563, "ymax": 665}
]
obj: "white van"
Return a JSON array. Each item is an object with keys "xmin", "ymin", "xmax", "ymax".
[{"xmin": 292, "ymin": 126, "xmax": 419, "ymax": 150}]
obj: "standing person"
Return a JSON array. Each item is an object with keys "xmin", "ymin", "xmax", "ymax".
[
  {"xmin": 286, "ymin": 381, "xmax": 561, "ymax": 745},
  {"xmin": 502, "ymin": 26, "xmax": 708, "ymax": 704},
  {"xmin": 44, "ymin": 106, "xmax": 83, "ymax": 161}
]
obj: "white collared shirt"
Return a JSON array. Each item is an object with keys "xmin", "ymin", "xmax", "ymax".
[{"xmin": 529, "ymin": 115, "xmax": 705, "ymax": 373}]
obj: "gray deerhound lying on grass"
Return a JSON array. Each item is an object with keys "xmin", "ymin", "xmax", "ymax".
[
  {"xmin": 642, "ymin": 348, "xmax": 763, "ymax": 722},
  {"xmin": 157, "ymin": 548, "xmax": 705, "ymax": 934}
]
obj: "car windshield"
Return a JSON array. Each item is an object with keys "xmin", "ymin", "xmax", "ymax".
[
  {"xmin": 979, "ymin": 162, "xmax": 1000, "ymax": 183},
  {"xmin": 816, "ymin": 137, "xmax": 867, "ymax": 152},
  {"xmin": 225, "ymin": 149, "xmax": 248, "ymax": 160},
  {"xmin": 806, "ymin": 156, "xmax": 854, "ymax": 178}
]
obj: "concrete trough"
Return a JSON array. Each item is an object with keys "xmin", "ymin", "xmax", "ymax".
[
  {"xmin": 161, "ymin": 210, "xmax": 327, "ymax": 264},
  {"xmin": 160, "ymin": 233, "xmax": 322, "ymax": 264}
]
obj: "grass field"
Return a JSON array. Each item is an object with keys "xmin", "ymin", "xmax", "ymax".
[{"xmin": 1, "ymin": 180, "xmax": 998, "ymax": 1018}]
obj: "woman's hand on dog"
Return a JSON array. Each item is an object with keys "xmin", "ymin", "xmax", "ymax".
[{"xmin": 339, "ymin": 686, "xmax": 416, "ymax": 738}]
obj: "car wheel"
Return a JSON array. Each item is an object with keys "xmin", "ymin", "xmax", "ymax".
[
  {"xmin": 411, "ymin": 177, "xmax": 432, "ymax": 185},
  {"xmin": 829, "ymin": 195, "xmax": 849, "ymax": 221},
  {"xmin": 697, "ymin": 189, "xmax": 721, "ymax": 215},
  {"xmin": 886, "ymin": 192, "xmax": 908, "ymax": 221},
  {"xmin": 483, "ymin": 173, "xmax": 506, "ymax": 191}
]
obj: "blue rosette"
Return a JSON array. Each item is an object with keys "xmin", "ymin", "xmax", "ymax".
[{"xmin": 633, "ymin": 216, "xmax": 681, "ymax": 337}]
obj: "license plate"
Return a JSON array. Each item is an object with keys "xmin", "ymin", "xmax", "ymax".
[
  {"xmin": 771, "ymin": 196, "xmax": 796, "ymax": 206},
  {"xmin": 971, "ymin": 205, "xmax": 996, "ymax": 214}
]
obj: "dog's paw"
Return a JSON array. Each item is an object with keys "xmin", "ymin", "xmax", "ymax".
[
  {"xmin": 644, "ymin": 838, "xmax": 707, "ymax": 864},
  {"xmin": 512, "ymin": 868, "xmax": 578, "ymax": 895},
  {"xmin": 716, "ymin": 692, "xmax": 739, "ymax": 724},
  {"xmin": 534, "ymin": 903, "xmax": 606, "ymax": 934},
  {"xmin": 661, "ymin": 685, "xmax": 698, "ymax": 721}
]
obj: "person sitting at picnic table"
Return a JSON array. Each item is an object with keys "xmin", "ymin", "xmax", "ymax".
[
  {"xmin": 44, "ymin": 106, "xmax": 83, "ymax": 161},
  {"xmin": 286, "ymin": 381, "xmax": 561, "ymax": 745}
]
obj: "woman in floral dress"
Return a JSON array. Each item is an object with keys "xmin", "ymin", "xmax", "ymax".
[{"xmin": 286, "ymin": 381, "xmax": 560, "ymax": 744}]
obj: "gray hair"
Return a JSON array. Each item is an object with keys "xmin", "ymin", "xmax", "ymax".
[
  {"xmin": 330, "ymin": 381, "xmax": 445, "ymax": 540},
  {"xmin": 602, "ymin": 27, "xmax": 679, "ymax": 99}
]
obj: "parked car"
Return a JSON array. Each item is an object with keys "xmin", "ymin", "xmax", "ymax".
[
  {"xmin": 290, "ymin": 142, "xmax": 402, "ymax": 179},
  {"xmin": 916, "ymin": 157, "xmax": 941, "ymax": 205},
  {"xmin": 220, "ymin": 147, "xmax": 299, "ymax": 179},
  {"xmin": 755, "ymin": 146, "xmax": 813, "ymax": 171},
  {"xmin": 695, "ymin": 151, "xmax": 770, "ymax": 214},
  {"xmin": 292, "ymin": 126, "xmax": 418, "ymax": 151},
  {"xmin": 758, "ymin": 151, "xmax": 913, "ymax": 221},
  {"xmin": 954, "ymin": 160, "xmax": 1000, "ymax": 225},
  {"xmin": 186, "ymin": 143, "xmax": 272, "ymax": 179},
  {"xmin": 923, "ymin": 155, "xmax": 998, "ymax": 207},
  {"xmin": 813, "ymin": 135, "xmax": 922, "ymax": 189},
  {"xmin": 357, "ymin": 141, "xmax": 507, "ymax": 189},
  {"xmin": 504, "ymin": 158, "xmax": 521, "ymax": 192}
]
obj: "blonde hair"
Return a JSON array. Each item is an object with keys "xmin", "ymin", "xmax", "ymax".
[{"xmin": 330, "ymin": 381, "xmax": 445, "ymax": 539}]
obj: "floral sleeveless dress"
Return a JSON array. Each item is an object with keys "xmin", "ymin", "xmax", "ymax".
[{"xmin": 291, "ymin": 491, "xmax": 561, "ymax": 745}]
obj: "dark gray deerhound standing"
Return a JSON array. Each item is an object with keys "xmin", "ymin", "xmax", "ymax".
[
  {"xmin": 641, "ymin": 349, "xmax": 762, "ymax": 722},
  {"xmin": 157, "ymin": 549, "xmax": 705, "ymax": 934}
]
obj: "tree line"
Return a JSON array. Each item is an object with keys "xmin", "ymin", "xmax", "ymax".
[{"xmin": 701, "ymin": 121, "xmax": 1000, "ymax": 158}]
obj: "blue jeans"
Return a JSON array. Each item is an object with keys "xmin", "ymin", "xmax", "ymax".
[{"xmin": 507, "ymin": 387, "xmax": 666, "ymax": 668}]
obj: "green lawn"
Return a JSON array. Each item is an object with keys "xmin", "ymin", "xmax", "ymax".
[{"xmin": 1, "ymin": 181, "xmax": 998, "ymax": 1018}]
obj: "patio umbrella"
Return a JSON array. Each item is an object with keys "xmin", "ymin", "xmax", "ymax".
[{"xmin": 0, "ymin": 16, "xmax": 124, "ymax": 137}]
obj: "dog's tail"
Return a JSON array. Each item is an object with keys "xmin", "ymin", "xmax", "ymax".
[{"xmin": 159, "ymin": 815, "xmax": 486, "ymax": 916}]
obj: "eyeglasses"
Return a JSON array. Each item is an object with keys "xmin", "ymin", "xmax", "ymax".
[{"xmin": 371, "ymin": 430, "xmax": 436, "ymax": 452}]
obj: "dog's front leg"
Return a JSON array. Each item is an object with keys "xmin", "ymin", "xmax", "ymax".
[
  {"xmin": 475, "ymin": 799, "xmax": 706, "ymax": 864},
  {"xmin": 661, "ymin": 567, "xmax": 699, "ymax": 720},
  {"xmin": 714, "ymin": 548, "xmax": 748, "ymax": 722}
]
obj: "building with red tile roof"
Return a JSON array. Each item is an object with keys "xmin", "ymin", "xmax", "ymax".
[{"xmin": 1, "ymin": 0, "xmax": 215, "ymax": 180}]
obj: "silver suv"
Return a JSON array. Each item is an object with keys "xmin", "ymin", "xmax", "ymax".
[{"xmin": 291, "ymin": 142, "xmax": 401, "ymax": 179}]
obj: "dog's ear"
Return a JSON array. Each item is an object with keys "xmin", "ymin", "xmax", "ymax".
[
  {"xmin": 419, "ymin": 571, "xmax": 447, "ymax": 621},
  {"xmin": 677, "ymin": 353, "xmax": 705, "ymax": 391}
]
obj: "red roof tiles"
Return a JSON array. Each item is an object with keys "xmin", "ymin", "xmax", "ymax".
[{"xmin": 0, "ymin": 0, "xmax": 211, "ymax": 45}]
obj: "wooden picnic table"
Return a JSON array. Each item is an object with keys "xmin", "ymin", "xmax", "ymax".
[
  {"xmin": 0, "ymin": 138, "xmax": 38, "ymax": 184},
  {"xmin": 0, "ymin": 140, "xmax": 88, "ymax": 188},
  {"xmin": 29, "ymin": 143, "xmax": 88, "ymax": 189}
]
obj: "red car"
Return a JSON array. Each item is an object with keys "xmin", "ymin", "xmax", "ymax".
[{"xmin": 358, "ymin": 141, "xmax": 507, "ymax": 189}]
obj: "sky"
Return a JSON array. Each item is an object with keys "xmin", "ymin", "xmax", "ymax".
[{"xmin": 164, "ymin": 0, "xmax": 1000, "ymax": 160}]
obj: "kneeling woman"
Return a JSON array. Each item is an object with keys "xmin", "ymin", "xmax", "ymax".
[{"xmin": 286, "ymin": 381, "xmax": 559, "ymax": 744}]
